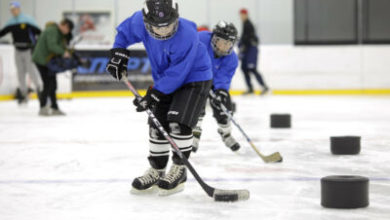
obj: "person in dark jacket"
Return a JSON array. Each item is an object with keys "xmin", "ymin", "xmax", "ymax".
[
  {"xmin": 0, "ymin": 1, "xmax": 42, "ymax": 104},
  {"xmin": 32, "ymin": 19, "xmax": 73, "ymax": 116},
  {"xmin": 239, "ymin": 8, "xmax": 269, "ymax": 95}
]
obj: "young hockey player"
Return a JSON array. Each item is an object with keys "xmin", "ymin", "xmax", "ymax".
[
  {"xmin": 106, "ymin": 0, "xmax": 212, "ymax": 196},
  {"xmin": 192, "ymin": 21, "xmax": 241, "ymax": 153}
]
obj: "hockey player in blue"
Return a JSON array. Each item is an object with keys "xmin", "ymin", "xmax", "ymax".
[
  {"xmin": 192, "ymin": 21, "xmax": 241, "ymax": 153},
  {"xmin": 106, "ymin": 0, "xmax": 212, "ymax": 196}
]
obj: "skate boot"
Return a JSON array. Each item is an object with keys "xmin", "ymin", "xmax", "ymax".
[
  {"xmin": 218, "ymin": 127, "xmax": 241, "ymax": 152},
  {"xmin": 260, "ymin": 86, "xmax": 270, "ymax": 95},
  {"xmin": 192, "ymin": 115, "xmax": 204, "ymax": 153},
  {"xmin": 243, "ymin": 89, "xmax": 254, "ymax": 95},
  {"xmin": 157, "ymin": 164, "xmax": 187, "ymax": 196},
  {"xmin": 39, "ymin": 106, "xmax": 51, "ymax": 116},
  {"xmin": 18, "ymin": 96, "xmax": 28, "ymax": 106},
  {"xmin": 131, "ymin": 167, "xmax": 165, "ymax": 194},
  {"xmin": 191, "ymin": 126, "xmax": 202, "ymax": 153},
  {"xmin": 51, "ymin": 108, "xmax": 66, "ymax": 116}
]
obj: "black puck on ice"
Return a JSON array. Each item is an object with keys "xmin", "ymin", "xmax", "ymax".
[
  {"xmin": 232, "ymin": 102, "xmax": 237, "ymax": 113},
  {"xmin": 330, "ymin": 136, "xmax": 361, "ymax": 155},
  {"xmin": 321, "ymin": 175, "xmax": 369, "ymax": 209},
  {"xmin": 270, "ymin": 114, "xmax": 291, "ymax": 128},
  {"xmin": 214, "ymin": 194, "xmax": 239, "ymax": 202}
]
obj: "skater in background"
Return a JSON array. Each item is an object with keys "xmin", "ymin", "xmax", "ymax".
[
  {"xmin": 192, "ymin": 21, "xmax": 241, "ymax": 153},
  {"xmin": 106, "ymin": 0, "xmax": 212, "ymax": 196},
  {"xmin": 0, "ymin": 1, "xmax": 42, "ymax": 105},
  {"xmin": 197, "ymin": 25, "xmax": 210, "ymax": 32},
  {"xmin": 32, "ymin": 18, "xmax": 74, "ymax": 116},
  {"xmin": 239, "ymin": 8, "xmax": 269, "ymax": 95}
]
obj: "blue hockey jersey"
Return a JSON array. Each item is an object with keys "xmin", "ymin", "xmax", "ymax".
[
  {"xmin": 113, "ymin": 11, "xmax": 212, "ymax": 94},
  {"xmin": 198, "ymin": 31, "xmax": 238, "ymax": 91}
]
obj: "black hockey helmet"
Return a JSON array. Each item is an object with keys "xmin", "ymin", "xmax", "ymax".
[
  {"xmin": 211, "ymin": 21, "xmax": 238, "ymax": 57},
  {"xmin": 142, "ymin": 0, "xmax": 179, "ymax": 40}
]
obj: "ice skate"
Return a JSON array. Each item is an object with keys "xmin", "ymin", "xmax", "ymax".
[
  {"xmin": 131, "ymin": 167, "xmax": 165, "ymax": 195},
  {"xmin": 260, "ymin": 87, "xmax": 270, "ymax": 96},
  {"xmin": 18, "ymin": 96, "xmax": 28, "ymax": 106},
  {"xmin": 39, "ymin": 106, "xmax": 51, "ymax": 116},
  {"xmin": 191, "ymin": 137, "xmax": 200, "ymax": 153},
  {"xmin": 158, "ymin": 164, "xmax": 187, "ymax": 196},
  {"xmin": 243, "ymin": 89, "xmax": 254, "ymax": 95},
  {"xmin": 218, "ymin": 128, "xmax": 241, "ymax": 152},
  {"xmin": 191, "ymin": 126, "xmax": 202, "ymax": 153},
  {"xmin": 51, "ymin": 108, "xmax": 66, "ymax": 116}
]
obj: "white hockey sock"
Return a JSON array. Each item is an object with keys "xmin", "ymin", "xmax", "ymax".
[
  {"xmin": 149, "ymin": 138, "xmax": 170, "ymax": 157},
  {"xmin": 170, "ymin": 133, "xmax": 194, "ymax": 153}
]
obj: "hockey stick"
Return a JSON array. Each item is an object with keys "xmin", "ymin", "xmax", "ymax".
[
  {"xmin": 121, "ymin": 74, "xmax": 249, "ymax": 202},
  {"xmin": 209, "ymin": 91, "xmax": 283, "ymax": 163}
]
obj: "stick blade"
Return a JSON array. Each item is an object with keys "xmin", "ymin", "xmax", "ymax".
[
  {"xmin": 263, "ymin": 152, "xmax": 283, "ymax": 163},
  {"xmin": 213, "ymin": 189, "xmax": 250, "ymax": 202}
]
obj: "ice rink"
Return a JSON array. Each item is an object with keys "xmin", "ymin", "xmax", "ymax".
[{"xmin": 0, "ymin": 95, "xmax": 389, "ymax": 220}]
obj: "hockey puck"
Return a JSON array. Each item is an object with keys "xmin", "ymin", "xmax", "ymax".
[
  {"xmin": 214, "ymin": 193, "xmax": 239, "ymax": 202},
  {"xmin": 213, "ymin": 189, "xmax": 250, "ymax": 202},
  {"xmin": 270, "ymin": 114, "xmax": 291, "ymax": 128},
  {"xmin": 331, "ymin": 136, "xmax": 361, "ymax": 155},
  {"xmin": 321, "ymin": 175, "xmax": 369, "ymax": 209},
  {"xmin": 232, "ymin": 102, "xmax": 237, "ymax": 113}
]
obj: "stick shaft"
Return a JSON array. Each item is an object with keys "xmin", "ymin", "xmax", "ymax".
[{"xmin": 221, "ymin": 104, "xmax": 267, "ymax": 159}]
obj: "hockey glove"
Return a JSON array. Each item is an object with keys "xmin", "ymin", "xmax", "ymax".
[
  {"xmin": 133, "ymin": 87, "xmax": 166, "ymax": 112},
  {"xmin": 106, "ymin": 48, "xmax": 130, "ymax": 80},
  {"xmin": 210, "ymin": 89, "xmax": 232, "ymax": 111}
]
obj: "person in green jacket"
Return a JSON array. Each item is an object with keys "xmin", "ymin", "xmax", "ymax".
[{"xmin": 32, "ymin": 18, "xmax": 74, "ymax": 116}]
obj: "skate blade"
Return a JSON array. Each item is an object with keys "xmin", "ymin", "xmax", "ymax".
[
  {"xmin": 130, "ymin": 185, "xmax": 158, "ymax": 195},
  {"xmin": 158, "ymin": 183, "xmax": 185, "ymax": 197},
  {"xmin": 18, "ymin": 102, "xmax": 28, "ymax": 107}
]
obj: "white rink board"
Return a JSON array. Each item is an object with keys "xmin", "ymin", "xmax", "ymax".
[
  {"xmin": 257, "ymin": 45, "xmax": 390, "ymax": 90},
  {"xmin": 0, "ymin": 95, "xmax": 389, "ymax": 220},
  {"xmin": 1, "ymin": 45, "xmax": 390, "ymax": 96}
]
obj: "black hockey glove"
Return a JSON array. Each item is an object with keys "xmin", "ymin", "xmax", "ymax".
[
  {"xmin": 105, "ymin": 48, "xmax": 130, "ymax": 80},
  {"xmin": 133, "ymin": 87, "xmax": 166, "ymax": 112},
  {"xmin": 210, "ymin": 89, "xmax": 232, "ymax": 111}
]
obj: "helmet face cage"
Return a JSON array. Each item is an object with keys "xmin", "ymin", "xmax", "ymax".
[
  {"xmin": 211, "ymin": 36, "xmax": 234, "ymax": 57},
  {"xmin": 144, "ymin": 19, "xmax": 179, "ymax": 40},
  {"xmin": 143, "ymin": 0, "xmax": 179, "ymax": 40},
  {"xmin": 211, "ymin": 21, "xmax": 238, "ymax": 57}
]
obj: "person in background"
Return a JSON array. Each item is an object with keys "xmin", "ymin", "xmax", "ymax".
[
  {"xmin": 0, "ymin": 1, "xmax": 43, "ymax": 105},
  {"xmin": 32, "ymin": 19, "xmax": 74, "ymax": 116},
  {"xmin": 197, "ymin": 25, "xmax": 210, "ymax": 32},
  {"xmin": 239, "ymin": 8, "xmax": 269, "ymax": 95}
]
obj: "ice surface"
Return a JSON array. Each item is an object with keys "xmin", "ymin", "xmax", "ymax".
[{"xmin": 0, "ymin": 95, "xmax": 389, "ymax": 220}]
